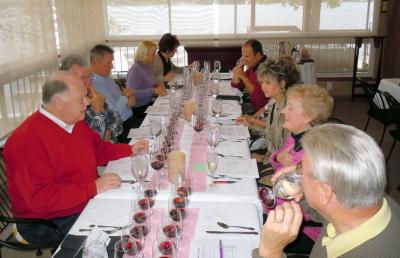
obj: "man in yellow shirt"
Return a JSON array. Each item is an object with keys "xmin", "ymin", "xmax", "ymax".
[{"xmin": 255, "ymin": 124, "xmax": 400, "ymax": 258}]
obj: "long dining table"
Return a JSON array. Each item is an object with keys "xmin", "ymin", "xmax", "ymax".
[{"xmin": 54, "ymin": 80, "xmax": 263, "ymax": 258}]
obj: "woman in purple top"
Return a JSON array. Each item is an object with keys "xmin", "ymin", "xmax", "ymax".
[{"xmin": 126, "ymin": 41, "xmax": 167, "ymax": 108}]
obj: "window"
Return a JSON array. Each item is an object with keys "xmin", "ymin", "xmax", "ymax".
[{"xmin": 105, "ymin": 0, "xmax": 378, "ymax": 38}]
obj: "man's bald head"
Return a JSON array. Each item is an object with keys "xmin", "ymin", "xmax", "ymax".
[{"xmin": 42, "ymin": 71, "xmax": 83, "ymax": 105}]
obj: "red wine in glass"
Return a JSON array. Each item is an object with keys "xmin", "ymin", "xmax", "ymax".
[
  {"xmin": 124, "ymin": 239, "xmax": 140, "ymax": 255},
  {"xmin": 133, "ymin": 211, "xmax": 147, "ymax": 224},
  {"xmin": 130, "ymin": 224, "xmax": 149, "ymax": 238},
  {"xmin": 158, "ymin": 240, "xmax": 176, "ymax": 255},
  {"xmin": 172, "ymin": 196, "xmax": 186, "ymax": 208},
  {"xmin": 151, "ymin": 160, "xmax": 164, "ymax": 170},
  {"xmin": 138, "ymin": 198, "xmax": 155, "ymax": 209},
  {"xmin": 177, "ymin": 186, "xmax": 192, "ymax": 197},
  {"xmin": 194, "ymin": 123, "xmax": 203, "ymax": 132},
  {"xmin": 144, "ymin": 189, "xmax": 158, "ymax": 198},
  {"xmin": 162, "ymin": 224, "xmax": 178, "ymax": 238}
]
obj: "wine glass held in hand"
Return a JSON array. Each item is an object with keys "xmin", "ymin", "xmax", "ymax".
[{"xmin": 273, "ymin": 171, "xmax": 302, "ymax": 200}]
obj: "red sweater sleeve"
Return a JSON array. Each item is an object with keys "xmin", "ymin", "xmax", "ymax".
[{"xmin": 87, "ymin": 124, "xmax": 132, "ymax": 166}]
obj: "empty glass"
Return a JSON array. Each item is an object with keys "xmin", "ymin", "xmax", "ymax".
[
  {"xmin": 207, "ymin": 125, "xmax": 221, "ymax": 148},
  {"xmin": 212, "ymin": 71, "xmax": 220, "ymax": 84},
  {"xmin": 214, "ymin": 60, "xmax": 221, "ymax": 72},
  {"xmin": 212, "ymin": 99, "xmax": 223, "ymax": 119},
  {"xmin": 210, "ymin": 82, "xmax": 219, "ymax": 98},
  {"xmin": 203, "ymin": 60, "xmax": 210, "ymax": 72},
  {"xmin": 149, "ymin": 117, "xmax": 162, "ymax": 139},
  {"xmin": 207, "ymin": 149, "xmax": 218, "ymax": 187},
  {"xmin": 131, "ymin": 154, "xmax": 148, "ymax": 191}
]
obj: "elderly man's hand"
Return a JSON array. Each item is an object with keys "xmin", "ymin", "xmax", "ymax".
[
  {"xmin": 258, "ymin": 201, "xmax": 303, "ymax": 258},
  {"xmin": 95, "ymin": 173, "xmax": 121, "ymax": 193},
  {"xmin": 131, "ymin": 139, "xmax": 149, "ymax": 155},
  {"xmin": 122, "ymin": 87, "xmax": 134, "ymax": 98}
]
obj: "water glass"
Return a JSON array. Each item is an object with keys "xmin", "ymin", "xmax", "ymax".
[
  {"xmin": 212, "ymin": 71, "xmax": 220, "ymax": 84},
  {"xmin": 82, "ymin": 239, "xmax": 107, "ymax": 258},
  {"xmin": 131, "ymin": 154, "xmax": 148, "ymax": 191},
  {"xmin": 207, "ymin": 125, "xmax": 221, "ymax": 148},
  {"xmin": 149, "ymin": 116, "xmax": 162, "ymax": 139},
  {"xmin": 207, "ymin": 149, "xmax": 218, "ymax": 187},
  {"xmin": 214, "ymin": 60, "xmax": 221, "ymax": 72}
]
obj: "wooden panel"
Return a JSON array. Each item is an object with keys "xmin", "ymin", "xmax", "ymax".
[{"xmin": 184, "ymin": 46, "xmax": 242, "ymax": 72}]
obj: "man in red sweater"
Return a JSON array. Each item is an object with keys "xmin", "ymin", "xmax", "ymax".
[
  {"xmin": 231, "ymin": 39, "xmax": 268, "ymax": 114},
  {"xmin": 4, "ymin": 71, "xmax": 148, "ymax": 244}
]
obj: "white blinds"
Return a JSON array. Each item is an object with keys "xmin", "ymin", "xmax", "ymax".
[
  {"xmin": 0, "ymin": 0, "xmax": 58, "ymax": 84},
  {"xmin": 105, "ymin": 0, "xmax": 378, "ymax": 39},
  {"xmin": 55, "ymin": 0, "xmax": 105, "ymax": 59}
]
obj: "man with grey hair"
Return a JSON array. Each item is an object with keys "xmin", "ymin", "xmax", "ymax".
[
  {"xmin": 90, "ymin": 44, "xmax": 138, "ymax": 142},
  {"xmin": 4, "ymin": 71, "xmax": 148, "ymax": 244},
  {"xmin": 60, "ymin": 54, "xmax": 123, "ymax": 142},
  {"xmin": 254, "ymin": 124, "xmax": 400, "ymax": 257}
]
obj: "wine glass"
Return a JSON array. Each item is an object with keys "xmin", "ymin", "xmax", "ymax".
[
  {"xmin": 207, "ymin": 149, "xmax": 218, "ymax": 187},
  {"xmin": 212, "ymin": 71, "xmax": 220, "ymax": 84},
  {"xmin": 156, "ymin": 222, "xmax": 179, "ymax": 250},
  {"xmin": 131, "ymin": 154, "xmax": 148, "ymax": 191},
  {"xmin": 153, "ymin": 237, "xmax": 177, "ymax": 258},
  {"xmin": 117, "ymin": 236, "xmax": 139, "ymax": 257},
  {"xmin": 150, "ymin": 116, "xmax": 162, "ymax": 139},
  {"xmin": 210, "ymin": 81, "xmax": 219, "ymax": 98},
  {"xmin": 150, "ymin": 150, "xmax": 165, "ymax": 175},
  {"xmin": 258, "ymin": 170, "xmax": 302, "ymax": 209},
  {"xmin": 130, "ymin": 199, "xmax": 148, "ymax": 225},
  {"xmin": 122, "ymin": 223, "xmax": 146, "ymax": 258},
  {"xmin": 212, "ymin": 99, "xmax": 223, "ymax": 119},
  {"xmin": 207, "ymin": 125, "xmax": 221, "ymax": 148},
  {"xmin": 273, "ymin": 171, "xmax": 302, "ymax": 199},
  {"xmin": 203, "ymin": 60, "xmax": 210, "ymax": 72},
  {"xmin": 214, "ymin": 60, "xmax": 221, "ymax": 72}
]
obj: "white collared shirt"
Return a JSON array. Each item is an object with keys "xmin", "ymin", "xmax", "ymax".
[{"xmin": 39, "ymin": 105, "xmax": 75, "ymax": 133}]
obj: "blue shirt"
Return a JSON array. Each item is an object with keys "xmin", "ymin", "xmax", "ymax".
[
  {"xmin": 126, "ymin": 62, "xmax": 157, "ymax": 107},
  {"xmin": 92, "ymin": 73, "xmax": 133, "ymax": 122}
]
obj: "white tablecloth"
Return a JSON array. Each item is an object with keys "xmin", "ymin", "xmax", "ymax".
[{"xmin": 377, "ymin": 78, "xmax": 400, "ymax": 106}]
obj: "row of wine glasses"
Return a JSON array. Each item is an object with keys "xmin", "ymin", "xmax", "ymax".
[{"xmin": 192, "ymin": 60, "xmax": 221, "ymax": 73}]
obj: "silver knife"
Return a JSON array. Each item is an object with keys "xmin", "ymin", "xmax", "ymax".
[{"xmin": 206, "ymin": 231, "xmax": 258, "ymax": 235}]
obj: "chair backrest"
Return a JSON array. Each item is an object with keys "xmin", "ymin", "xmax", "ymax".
[
  {"xmin": 0, "ymin": 147, "xmax": 12, "ymax": 234},
  {"xmin": 382, "ymin": 91, "xmax": 400, "ymax": 109}
]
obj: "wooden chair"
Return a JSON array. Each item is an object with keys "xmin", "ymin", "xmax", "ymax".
[{"xmin": 0, "ymin": 148, "xmax": 64, "ymax": 256}]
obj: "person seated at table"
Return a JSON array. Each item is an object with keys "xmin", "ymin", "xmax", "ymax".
[
  {"xmin": 231, "ymin": 39, "xmax": 268, "ymax": 114},
  {"xmin": 236, "ymin": 56, "xmax": 300, "ymax": 156},
  {"xmin": 60, "ymin": 54, "xmax": 123, "ymax": 143},
  {"xmin": 150, "ymin": 33, "xmax": 183, "ymax": 85},
  {"xmin": 253, "ymin": 124, "xmax": 400, "ymax": 258},
  {"xmin": 126, "ymin": 41, "xmax": 167, "ymax": 125},
  {"xmin": 90, "ymin": 44, "xmax": 137, "ymax": 143},
  {"xmin": 261, "ymin": 84, "xmax": 333, "ymax": 255},
  {"xmin": 3, "ymin": 71, "xmax": 149, "ymax": 244}
]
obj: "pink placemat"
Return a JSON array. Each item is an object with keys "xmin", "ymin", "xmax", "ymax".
[{"xmin": 142, "ymin": 208, "xmax": 200, "ymax": 258}]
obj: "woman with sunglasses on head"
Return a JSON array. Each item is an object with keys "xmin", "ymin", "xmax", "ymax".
[{"xmin": 236, "ymin": 56, "xmax": 300, "ymax": 163}]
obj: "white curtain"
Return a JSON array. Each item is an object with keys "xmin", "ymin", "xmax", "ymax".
[
  {"xmin": 0, "ymin": 0, "xmax": 58, "ymax": 85},
  {"xmin": 55, "ymin": 0, "xmax": 105, "ymax": 59}
]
